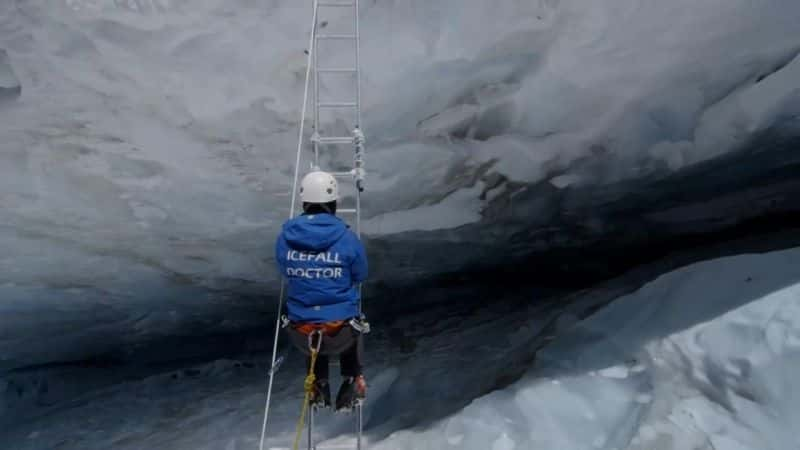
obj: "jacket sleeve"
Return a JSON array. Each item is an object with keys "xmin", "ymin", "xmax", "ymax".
[
  {"xmin": 350, "ymin": 234, "xmax": 368, "ymax": 284},
  {"xmin": 275, "ymin": 234, "xmax": 288, "ymax": 278}
]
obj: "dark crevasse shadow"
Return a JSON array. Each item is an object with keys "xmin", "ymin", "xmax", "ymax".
[
  {"xmin": 0, "ymin": 49, "xmax": 21, "ymax": 104},
  {"xmin": 0, "ymin": 85, "xmax": 21, "ymax": 103},
  {"xmin": 363, "ymin": 131, "xmax": 800, "ymax": 298}
]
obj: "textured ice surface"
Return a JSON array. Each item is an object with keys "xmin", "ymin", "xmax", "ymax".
[
  {"xmin": 1, "ymin": 0, "xmax": 799, "ymax": 368},
  {"xmin": 3, "ymin": 245, "xmax": 799, "ymax": 449}
]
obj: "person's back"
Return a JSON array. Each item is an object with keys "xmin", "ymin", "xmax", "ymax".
[
  {"xmin": 274, "ymin": 170, "xmax": 369, "ymax": 411},
  {"xmin": 276, "ymin": 212, "xmax": 367, "ymax": 323}
]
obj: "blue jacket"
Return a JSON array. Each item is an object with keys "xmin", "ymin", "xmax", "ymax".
[{"xmin": 275, "ymin": 213, "xmax": 368, "ymax": 323}]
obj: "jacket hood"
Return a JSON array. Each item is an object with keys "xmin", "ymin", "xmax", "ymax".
[{"xmin": 282, "ymin": 213, "xmax": 348, "ymax": 251}]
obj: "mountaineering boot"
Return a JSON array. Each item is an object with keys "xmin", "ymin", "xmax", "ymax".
[
  {"xmin": 310, "ymin": 379, "xmax": 331, "ymax": 408},
  {"xmin": 335, "ymin": 375, "xmax": 367, "ymax": 411}
]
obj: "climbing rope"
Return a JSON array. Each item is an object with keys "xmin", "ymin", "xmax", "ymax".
[
  {"xmin": 258, "ymin": 3, "xmax": 320, "ymax": 450},
  {"xmin": 292, "ymin": 330, "xmax": 323, "ymax": 450}
]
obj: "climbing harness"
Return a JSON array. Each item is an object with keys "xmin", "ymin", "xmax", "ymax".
[
  {"xmin": 280, "ymin": 315, "xmax": 371, "ymax": 337},
  {"xmin": 292, "ymin": 320, "xmax": 347, "ymax": 337},
  {"xmin": 259, "ymin": 1, "xmax": 368, "ymax": 449}
]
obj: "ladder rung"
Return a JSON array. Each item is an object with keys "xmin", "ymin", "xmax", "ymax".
[
  {"xmin": 317, "ymin": 34, "xmax": 357, "ymax": 40},
  {"xmin": 317, "ymin": 136, "xmax": 355, "ymax": 144},
  {"xmin": 318, "ymin": 102, "xmax": 358, "ymax": 108},
  {"xmin": 270, "ymin": 443, "xmax": 357, "ymax": 450},
  {"xmin": 318, "ymin": 1, "xmax": 355, "ymax": 6},
  {"xmin": 338, "ymin": 209, "xmax": 358, "ymax": 214},
  {"xmin": 332, "ymin": 171, "xmax": 354, "ymax": 178},
  {"xmin": 317, "ymin": 68, "xmax": 358, "ymax": 73}
]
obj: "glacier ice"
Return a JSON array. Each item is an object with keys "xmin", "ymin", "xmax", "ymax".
[
  {"xmin": 3, "ymin": 243, "xmax": 799, "ymax": 449},
  {"xmin": 1, "ymin": 0, "xmax": 800, "ymax": 415}
]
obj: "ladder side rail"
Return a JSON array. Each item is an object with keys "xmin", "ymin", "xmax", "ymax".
[
  {"xmin": 353, "ymin": 0, "xmax": 365, "ymax": 322},
  {"xmin": 354, "ymin": 0, "xmax": 362, "ymax": 128},
  {"xmin": 357, "ymin": 404, "xmax": 363, "ymax": 450},
  {"xmin": 313, "ymin": 2, "xmax": 321, "ymax": 166}
]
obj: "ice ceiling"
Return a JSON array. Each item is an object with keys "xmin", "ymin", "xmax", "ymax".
[{"xmin": 0, "ymin": 0, "xmax": 799, "ymax": 371}]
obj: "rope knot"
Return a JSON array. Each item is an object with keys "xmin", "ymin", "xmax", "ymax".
[{"xmin": 304, "ymin": 373, "xmax": 317, "ymax": 393}]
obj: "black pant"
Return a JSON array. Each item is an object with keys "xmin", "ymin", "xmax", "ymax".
[{"xmin": 286, "ymin": 324, "xmax": 363, "ymax": 380}]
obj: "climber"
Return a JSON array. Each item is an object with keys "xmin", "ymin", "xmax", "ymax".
[{"xmin": 275, "ymin": 170, "xmax": 369, "ymax": 411}]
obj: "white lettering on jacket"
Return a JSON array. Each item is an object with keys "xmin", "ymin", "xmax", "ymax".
[
  {"xmin": 286, "ymin": 250, "xmax": 342, "ymax": 264},
  {"xmin": 286, "ymin": 267, "xmax": 344, "ymax": 279}
]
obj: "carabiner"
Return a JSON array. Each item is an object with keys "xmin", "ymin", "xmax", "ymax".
[{"xmin": 308, "ymin": 329, "xmax": 323, "ymax": 353}]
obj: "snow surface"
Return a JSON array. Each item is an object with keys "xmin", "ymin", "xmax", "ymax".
[
  {"xmin": 3, "ymin": 245, "xmax": 800, "ymax": 450},
  {"xmin": 370, "ymin": 248, "xmax": 800, "ymax": 450}
]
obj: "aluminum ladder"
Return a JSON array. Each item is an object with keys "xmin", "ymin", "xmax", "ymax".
[
  {"xmin": 309, "ymin": 0, "xmax": 366, "ymax": 237},
  {"xmin": 304, "ymin": 403, "xmax": 364, "ymax": 450},
  {"xmin": 307, "ymin": 0, "xmax": 365, "ymax": 449}
]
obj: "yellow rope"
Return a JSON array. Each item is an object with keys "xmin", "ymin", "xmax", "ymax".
[{"xmin": 292, "ymin": 347, "xmax": 320, "ymax": 450}]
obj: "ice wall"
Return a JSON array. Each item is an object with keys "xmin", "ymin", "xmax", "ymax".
[{"xmin": 0, "ymin": 0, "xmax": 799, "ymax": 371}]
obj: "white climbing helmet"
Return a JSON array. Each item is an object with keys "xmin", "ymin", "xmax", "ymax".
[{"xmin": 299, "ymin": 170, "xmax": 338, "ymax": 203}]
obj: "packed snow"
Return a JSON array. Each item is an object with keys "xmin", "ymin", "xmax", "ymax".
[
  {"xmin": 370, "ymin": 248, "xmax": 800, "ymax": 450},
  {"xmin": 3, "ymin": 243, "xmax": 799, "ymax": 449}
]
